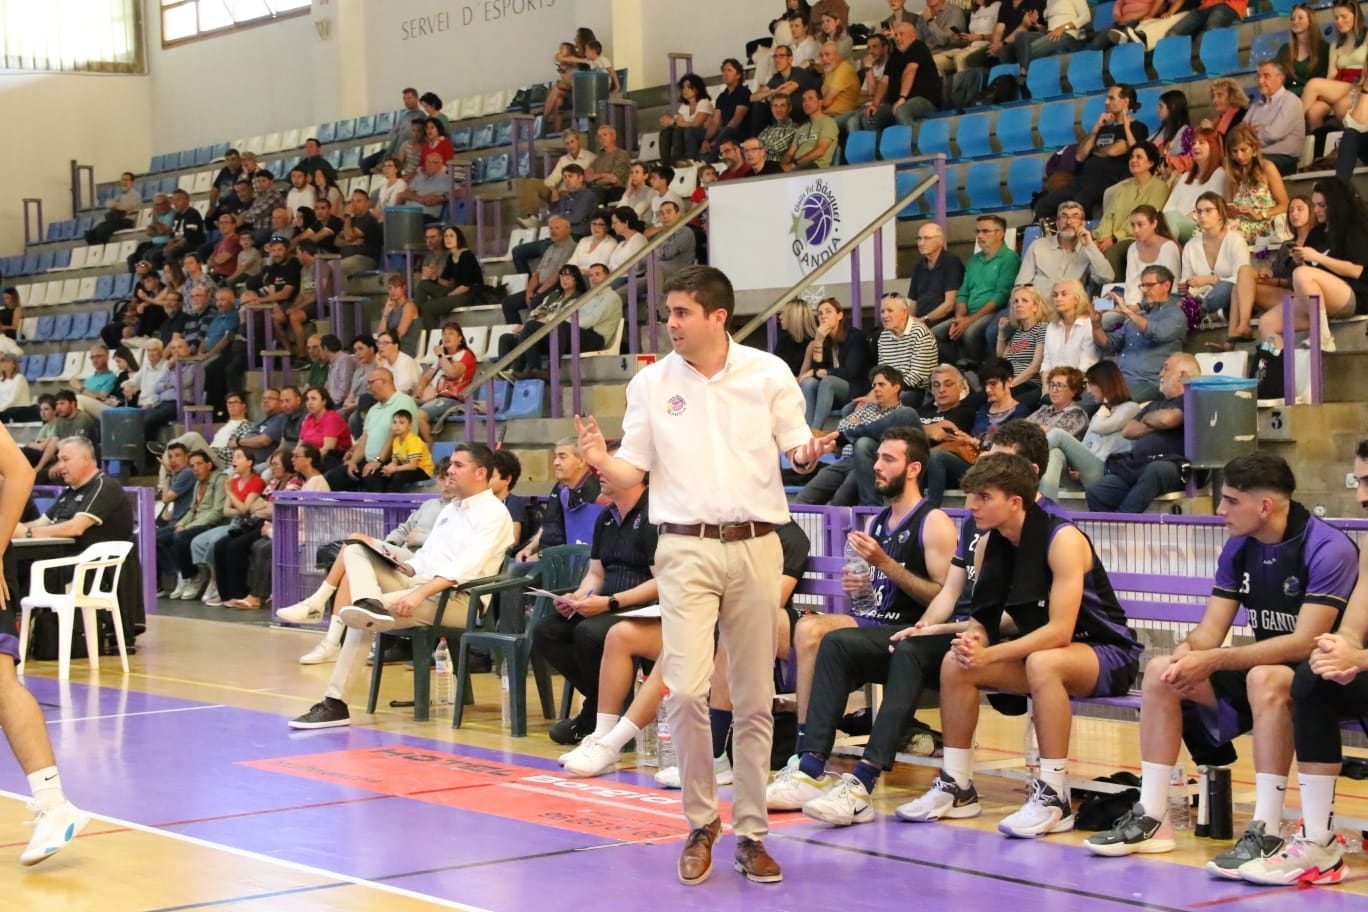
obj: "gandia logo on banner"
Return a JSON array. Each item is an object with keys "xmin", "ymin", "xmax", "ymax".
[{"xmin": 790, "ymin": 179, "xmax": 841, "ymax": 270}]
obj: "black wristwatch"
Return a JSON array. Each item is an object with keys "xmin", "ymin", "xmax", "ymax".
[{"xmin": 608, "ymin": 595, "xmax": 620, "ymax": 611}]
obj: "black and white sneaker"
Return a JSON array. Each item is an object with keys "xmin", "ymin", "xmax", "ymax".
[
  {"xmin": 895, "ymin": 770, "xmax": 982, "ymax": 822},
  {"xmin": 339, "ymin": 597, "xmax": 396, "ymax": 632},
  {"xmin": 289, "ymin": 698, "xmax": 351, "ymax": 730},
  {"xmin": 1207, "ymin": 821, "xmax": 1285, "ymax": 879},
  {"xmin": 998, "ymin": 779, "xmax": 1074, "ymax": 838},
  {"xmin": 1084, "ymin": 802, "xmax": 1175, "ymax": 856}
]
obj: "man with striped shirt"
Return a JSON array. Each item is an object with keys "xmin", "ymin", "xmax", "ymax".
[{"xmin": 868, "ymin": 294, "xmax": 938, "ymax": 405}]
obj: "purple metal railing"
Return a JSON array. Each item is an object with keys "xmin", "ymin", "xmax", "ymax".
[{"xmin": 1282, "ymin": 293, "xmax": 1324, "ymax": 405}]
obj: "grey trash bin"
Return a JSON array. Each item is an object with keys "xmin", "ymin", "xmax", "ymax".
[
  {"xmin": 1183, "ymin": 376, "xmax": 1258, "ymax": 468},
  {"xmin": 100, "ymin": 407, "xmax": 143, "ymax": 464},
  {"xmin": 384, "ymin": 205, "xmax": 426, "ymax": 254},
  {"xmin": 573, "ymin": 70, "xmax": 610, "ymax": 120}
]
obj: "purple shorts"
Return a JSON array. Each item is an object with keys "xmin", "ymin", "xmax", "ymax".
[
  {"xmin": 0, "ymin": 633, "xmax": 17, "ymax": 662},
  {"xmin": 1089, "ymin": 641, "xmax": 1142, "ymax": 698}
]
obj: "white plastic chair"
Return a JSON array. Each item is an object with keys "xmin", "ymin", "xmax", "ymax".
[
  {"xmin": 463, "ymin": 325, "xmax": 491, "ymax": 359},
  {"xmin": 18, "ymin": 540, "xmax": 134, "ymax": 680},
  {"xmin": 579, "ymin": 318, "xmax": 624, "ymax": 357},
  {"xmin": 66, "ymin": 246, "xmax": 89, "ymax": 271}
]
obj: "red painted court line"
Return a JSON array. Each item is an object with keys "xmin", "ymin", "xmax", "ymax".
[
  {"xmin": 153, "ymin": 793, "xmax": 398, "ymax": 830},
  {"xmin": 1184, "ymin": 873, "xmax": 1368, "ymax": 908}
]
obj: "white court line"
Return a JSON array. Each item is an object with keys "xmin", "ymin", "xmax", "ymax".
[
  {"xmin": 47, "ymin": 704, "xmax": 227, "ymax": 725},
  {"xmin": 0, "ymin": 788, "xmax": 494, "ymax": 912}
]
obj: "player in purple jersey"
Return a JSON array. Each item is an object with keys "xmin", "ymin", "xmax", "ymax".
[{"xmin": 1086, "ymin": 452, "xmax": 1358, "ymax": 877}]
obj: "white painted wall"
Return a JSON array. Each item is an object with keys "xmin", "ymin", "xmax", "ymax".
[{"xmin": 0, "ymin": 71, "xmax": 151, "ymax": 253}]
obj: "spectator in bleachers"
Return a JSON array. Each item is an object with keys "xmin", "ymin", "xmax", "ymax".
[
  {"xmin": 311, "ymin": 169, "xmax": 344, "ymax": 214},
  {"xmin": 155, "ymin": 442, "xmax": 192, "ymax": 524},
  {"xmin": 418, "ymin": 90, "xmax": 449, "ymax": 132},
  {"xmin": 277, "ymin": 386, "xmax": 306, "ymax": 453},
  {"xmin": 529, "ymin": 164, "xmax": 599, "ymax": 240},
  {"xmin": 416, "ymin": 321, "xmax": 476, "ymax": 425},
  {"xmin": 702, "ymin": 60, "xmax": 753, "ymax": 156},
  {"xmin": 536, "ymin": 130, "xmax": 597, "ymax": 212},
  {"xmin": 285, "ymin": 167, "xmax": 317, "ymax": 214},
  {"xmin": 127, "ymin": 193, "xmax": 173, "ymax": 272},
  {"xmin": 156, "ymin": 189, "xmax": 205, "ymax": 267},
  {"xmin": 571, "ymin": 212, "xmax": 620, "ymax": 272},
  {"xmin": 713, "ymin": 141, "xmax": 746, "ymax": 181},
  {"xmin": 1152, "ymin": 90, "xmax": 1194, "ymax": 176},
  {"xmin": 342, "ymin": 336, "xmax": 377, "ymax": 435},
  {"xmin": 741, "ymin": 137, "xmax": 784, "ymax": 176},
  {"xmin": 1040, "ymin": 359, "xmax": 1138, "ymax": 498},
  {"xmin": 1015, "ymin": 201, "xmax": 1113, "ymax": 299},
  {"xmin": 1260, "ymin": 177, "xmax": 1368, "ymax": 348},
  {"xmin": 1025, "ymin": 365, "xmax": 1088, "ymax": 438},
  {"xmin": 584, "ymin": 125, "xmax": 632, "ymax": 202},
  {"xmin": 362, "ymin": 87, "xmax": 424, "ymax": 175},
  {"xmin": 1199, "ymin": 78, "xmax": 1249, "ymax": 139},
  {"xmin": 1093, "ymin": 263, "xmax": 1186, "ymax": 401},
  {"xmin": 1228, "ymin": 194, "xmax": 1317, "ymax": 345},
  {"xmin": 362, "ymin": 409, "xmax": 432, "ymax": 492},
  {"xmin": 1165, "ymin": 0, "xmax": 1245, "ymax": 38},
  {"xmin": 923, "ymin": 359, "xmax": 1032, "ymax": 505},
  {"xmin": 374, "ymin": 159, "xmax": 408, "ymax": 219},
  {"xmin": 207, "ymin": 148, "xmax": 243, "ymax": 216},
  {"xmin": 496, "ymin": 265, "xmax": 605, "ymax": 376},
  {"xmin": 1011, "ymin": 0, "xmax": 1090, "ymax": 72},
  {"xmin": 238, "ymin": 387, "xmax": 285, "ymax": 466},
  {"xmin": 1164, "ymin": 127, "xmax": 1227, "ymax": 241},
  {"xmin": 214, "ymin": 449, "xmax": 301, "ymax": 610},
  {"xmin": 776, "ymin": 297, "xmax": 818, "ymax": 376},
  {"xmin": 15, "ymin": 395, "xmax": 54, "ymax": 464},
  {"xmin": 376, "ymin": 274, "xmax": 420, "ymax": 356},
  {"xmin": 784, "ymin": 87, "xmax": 840, "ymax": 170},
  {"xmin": 786, "ymin": 12, "xmax": 822, "ymax": 69},
  {"xmin": 799, "ymin": 297, "xmax": 870, "ymax": 425},
  {"xmin": 916, "ymin": 0, "xmax": 970, "ymax": 64},
  {"xmin": 181, "ymin": 252, "xmax": 214, "ymax": 302},
  {"xmin": 757, "ymin": 93, "xmax": 800, "ymax": 164},
  {"xmin": 412, "ymin": 225, "xmax": 448, "ymax": 304},
  {"xmin": 1224, "ymin": 124, "xmax": 1289, "ymax": 245},
  {"xmin": 1097, "ymin": 142, "xmax": 1171, "ymax": 276},
  {"xmin": 817, "ymin": 41, "xmax": 860, "ymax": 119},
  {"xmin": 1041, "ymin": 279, "xmax": 1099, "ymax": 378},
  {"xmin": 643, "ymin": 166, "xmax": 683, "ymax": 232},
  {"xmin": 1121, "ymin": 205, "xmax": 1181, "ymax": 304},
  {"xmin": 752, "ymin": 46, "xmax": 820, "ymax": 136},
  {"xmin": 72, "ymin": 345, "xmax": 117, "ymax": 417},
  {"xmin": 658, "ymin": 74, "xmax": 714, "ymax": 166},
  {"xmin": 155, "ymin": 289, "xmax": 187, "ymax": 346},
  {"xmin": 87, "ymin": 171, "xmax": 141, "ymax": 246},
  {"xmin": 936, "ymin": 215, "xmax": 1020, "ymax": 365},
  {"xmin": 993, "ymin": 287, "xmax": 1047, "ymax": 408},
  {"xmin": 375, "ymin": 331, "xmax": 422, "ymax": 398},
  {"xmin": 794, "ymin": 364, "xmax": 907, "ymax": 504},
  {"xmin": 1034, "ymin": 84, "xmax": 1147, "ymax": 220},
  {"xmin": 1336, "ymin": 72, "xmax": 1368, "ymax": 178},
  {"xmin": 397, "ymin": 120, "xmax": 426, "ymax": 182},
  {"xmin": 298, "ymin": 138, "xmax": 338, "ymax": 186},
  {"xmin": 224, "ymin": 176, "xmax": 254, "ymax": 226},
  {"xmin": 1181, "ymin": 192, "xmax": 1250, "ymax": 323},
  {"xmin": 170, "ymin": 390, "xmax": 250, "ymax": 468},
  {"xmin": 399, "ymin": 152, "xmax": 453, "ymax": 223},
  {"xmin": 1278, "ymin": 5, "xmax": 1328, "ymax": 97},
  {"xmin": 504, "ymin": 215, "xmax": 577, "ymax": 322},
  {"xmin": 206, "ymin": 213, "xmax": 241, "ymax": 283},
  {"xmin": 816, "ymin": 9, "xmax": 853, "ymax": 56},
  {"xmin": 292, "ymin": 442, "xmax": 330, "ymax": 493},
  {"xmin": 866, "ymin": 20, "xmax": 942, "ymax": 131},
  {"xmin": 1245, "ymin": 62, "xmax": 1305, "ymax": 178},
  {"xmin": 201, "ymin": 287, "xmax": 244, "ymax": 419},
  {"xmin": 580, "ymin": 262, "xmax": 624, "ymax": 348},
  {"xmin": 618, "ymin": 161, "xmax": 657, "ymax": 221},
  {"xmin": 986, "ymin": 0, "xmax": 1044, "ymax": 65},
  {"xmin": 1092, "ymin": 0, "xmax": 1160, "ymax": 50},
  {"xmin": 544, "ymin": 42, "xmax": 587, "ymax": 135},
  {"xmin": 936, "ymin": 0, "xmax": 1002, "ymax": 74},
  {"xmin": 299, "ymin": 386, "xmax": 351, "ymax": 468},
  {"xmin": 191, "ymin": 445, "xmax": 264, "ymax": 605},
  {"xmin": 839, "ymin": 35, "xmax": 890, "ymax": 141},
  {"xmin": 0, "ymin": 353, "xmax": 30, "ymax": 416},
  {"xmin": 654, "ymin": 200, "xmax": 697, "ymax": 288},
  {"xmin": 1084, "ymin": 352, "xmax": 1196, "ymax": 512},
  {"xmin": 584, "ymin": 39, "xmax": 620, "ymax": 94},
  {"xmin": 325, "ymin": 367, "xmax": 418, "ymax": 492},
  {"xmin": 180, "ymin": 284, "xmax": 212, "ymax": 355},
  {"xmin": 871, "ymin": 292, "xmax": 939, "ymax": 399},
  {"xmin": 0, "ymin": 287, "xmax": 21, "ymax": 341},
  {"xmin": 418, "ymin": 226, "xmax": 484, "ymax": 330},
  {"xmin": 157, "ymin": 448, "xmax": 227, "ymax": 597},
  {"xmin": 240, "ymin": 171, "xmax": 282, "ymax": 238},
  {"xmin": 606, "ymin": 206, "xmax": 648, "ymax": 276},
  {"xmin": 421, "ymin": 118, "xmax": 454, "ymax": 165},
  {"xmin": 314, "ymin": 333, "xmax": 356, "ymax": 409},
  {"xmin": 296, "ymin": 197, "xmax": 342, "ymax": 253},
  {"xmin": 908, "ymin": 222, "xmax": 964, "ymax": 330},
  {"xmin": 336, "ymin": 190, "xmax": 382, "ymax": 276}
]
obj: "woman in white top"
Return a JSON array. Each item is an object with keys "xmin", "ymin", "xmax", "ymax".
[
  {"xmin": 293, "ymin": 442, "xmax": 331, "ymax": 492},
  {"xmin": 374, "ymin": 158, "xmax": 408, "ymax": 219},
  {"xmin": 1122, "ymin": 205, "xmax": 1182, "ymax": 305},
  {"xmin": 1164, "ymin": 126, "xmax": 1228, "ymax": 242},
  {"xmin": 1011, "ymin": 0, "xmax": 1091, "ymax": 74},
  {"xmin": 0, "ymin": 352, "xmax": 30, "ymax": 413},
  {"xmin": 1040, "ymin": 279, "xmax": 1099, "ymax": 379},
  {"xmin": 1181, "ymin": 191, "xmax": 1250, "ymax": 320},
  {"xmin": 658, "ymin": 73, "xmax": 714, "ymax": 164},
  {"xmin": 1040, "ymin": 360, "xmax": 1142, "ymax": 500},
  {"xmin": 618, "ymin": 162, "xmax": 658, "ymax": 223},
  {"xmin": 571, "ymin": 213, "xmax": 619, "ymax": 271},
  {"xmin": 607, "ymin": 206, "xmax": 648, "ymax": 278}
]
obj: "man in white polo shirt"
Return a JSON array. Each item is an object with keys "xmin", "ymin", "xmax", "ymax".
[{"xmin": 577, "ymin": 265, "xmax": 835, "ymax": 887}]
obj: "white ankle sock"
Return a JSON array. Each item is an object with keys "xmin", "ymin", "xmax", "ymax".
[
  {"xmin": 600, "ymin": 717, "xmax": 641, "ymax": 753},
  {"xmin": 27, "ymin": 767, "xmax": 64, "ymax": 810},
  {"xmin": 1300, "ymin": 773, "xmax": 1337, "ymax": 844},
  {"xmin": 943, "ymin": 747, "xmax": 974, "ymax": 788},
  {"xmin": 323, "ymin": 615, "xmax": 345, "ymax": 647},
  {"xmin": 314, "ymin": 581, "xmax": 337, "ymax": 604},
  {"xmin": 594, "ymin": 712, "xmax": 617, "ymax": 738},
  {"xmin": 1039, "ymin": 758, "xmax": 1068, "ymax": 796},
  {"xmin": 1252, "ymin": 772, "xmax": 1289, "ymax": 830},
  {"xmin": 1140, "ymin": 761, "xmax": 1173, "ymax": 821}
]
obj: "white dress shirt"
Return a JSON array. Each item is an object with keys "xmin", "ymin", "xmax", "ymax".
[
  {"xmin": 1041, "ymin": 318, "xmax": 1100, "ymax": 377},
  {"xmin": 409, "ymin": 488, "xmax": 514, "ymax": 582}
]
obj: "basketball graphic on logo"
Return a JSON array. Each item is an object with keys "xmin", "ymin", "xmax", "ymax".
[{"xmin": 799, "ymin": 190, "xmax": 837, "ymax": 247}]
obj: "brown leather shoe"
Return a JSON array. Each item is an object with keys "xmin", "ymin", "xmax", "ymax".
[
  {"xmin": 734, "ymin": 836, "xmax": 783, "ymax": 883},
  {"xmin": 677, "ymin": 818, "xmax": 722, "ymax": 886}
]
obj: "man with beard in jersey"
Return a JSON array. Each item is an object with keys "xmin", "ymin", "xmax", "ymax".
[
  {"xmin": 1087, "ymin": 452, "xmax": 1357, "ymax": 877},
  {"xmin": 898, "ymin": 451, "xmax": 1142, "ymax": 838},
  {"xmin": 765, "ymin": 425, "xmax": 956, "ymax": 819}
]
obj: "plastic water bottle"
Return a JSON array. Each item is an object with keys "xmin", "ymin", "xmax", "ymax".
[
  {"xmin": 636, "ymin": 670, "xmax": 658, "ymax": 762},
  {"xmin": 844, "ymin": 539, "xmax": 877, "ymax": 616},
  {"xmin": 656, "ymin": 692, "xmax": 676, "ymax": 771},
  {"xmin": 1169, "ymin": 765, "xmax": 1192, "ymax": 831},
  {"xmin": 433, "ymin": 638, "xmax": 454, "ymax": 705},
  {"xmin": 500, "ymin": 661, "xmax": 512, "ymax": 727},
  {"xmin": 1023, "ymin": 716, "xmax": 1040, "ymax": 782}
]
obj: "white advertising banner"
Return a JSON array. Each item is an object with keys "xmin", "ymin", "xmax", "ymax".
[{"xmin": 707, "ymin": 163, "xmax": 899, "ymax": 292}]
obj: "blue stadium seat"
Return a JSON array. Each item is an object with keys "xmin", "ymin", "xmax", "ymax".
[
  {"xmin": 845, "ymin": 131, "xmax": 878, "ymax": 164},
  {"xmin": 469, "ymin": 157, "xmax": 487, "ymax": 185},
  {"xmin": 159, "ymin": 177, "xmax": 177, "ymax": 194},
  {"xmin": 484, "ymin": 152, "xmax": 511, "ymax": 183},
  {"xmin": 878, "ymin": 124, "xmax": 913, "ymax": 160},
  {"xmin": 68, "ymin": 313, "xmax": 91, "ymax": 340},
  {"xmin": 965, "ymin": 162, "xmax": 1004, "ymax": 210},
  {"xmin": 957, "ymin": 113, "xmax": 994, "ymax": 158},
  {"xmin": 473, "ymin": 379, "xmax": 511, "ymax": 415},
  {"xmin": 38, "ymin": 352, "xmax": 64, "ymax": 380},
  {"xmin": 451, "ymin": 127, "xmax": 473, "ymax": 151},
  {"xmin": 49, "ymin": 247, "xmax": 71, "ymax": 269},
  {"xmin": 995, "ymin": 106, "xmax": 1035, "ymax": 155},
  {"xmin": 86, "ymin": 311, "xmax": 109, "ymax": 339},
  {"xmin": 325, "ymin": 150, "xmax": 343, "ymax": 169},
  {"xmin": 1270, "ymin": 0, "xmax": 1295, "ymax": 14},
  {"xmin": 1066, "ymin": 51, "xmax": 1105, "ymax": 95},
  {"xmin": 37, "ymin": 251, "xmax": 56, "ymax": 272},
  {"xmin": 340, "ymin": 147, "xmax": 362, "ymax": 171},
  {"xmin": 334, "ymin": 118, "xmax": 356, "ymax": 141},
  {"xmin": 1019, "ymin": 223, "xmax": 1043, "ymax": 252},
  {"xmin": 149, "ymin": 153, "xmax": 164, "ymax": 172},
  {"xmin": 501, "ymin": 379, "xmax": 546, "ymax": 419},
  {"xmin": 1136, "ymin": 87, "xmax": 1164, "ymax": 133},
  {"xmin": 317, "ymin": 122, "xmax": 336, "ymax": 143},
  {"xmin": 1108, "ymin": 42, "xmax": 1149, "ymax": 88},
  {"xmin": 913, "ymin": 119, "xmax": 951, "ymax": 156},
  {"xmin": 1199, "ymin": 28, "xmax": 1242, "ymax": 76},
  {"xmin": 21, "ymin": 254, "xmax": 40, "ymax": 275},
  {"xmin": 1081, "ymin": 94, "xmax": 1107, "ymax": 131},
  {"xmin": 375, "ymin": 111, "xmax": 395, "ymax": 134},
  {"xmin": 33, "ymin": 316, "xmax": 55, "ymax": 342},
  {"xmin": 51, "ymin": 315, "xmax": 73, "ymax": 341},
  {"xmin": 45, "ymin": 222, "xmax": 62, "ymax": 242},
  {"xmin": 354, "ymin": 114, "xmax": 376, "ymax": 136},
  {"xmin": 1092, "ymin": 2, "xmax": 1115, "ymax": 31},
  {"xmin": 1026, "ymin": 57, "xmax": 1065, "ymax": 101},
  {"xmin": 496, "ymin": 120, "xmax": 515, "ymax": 147},
  {"xmin": 94, "ymin": 274, "xmax": 115, "ymax": 299},
  {"xmin": 111, "ymin": 273, "xmax": 134, "ymax": 298},
  {"xmin": 472, "ymin": 123, "xmax": 495, "ymax": 149},
  {"xmin": 22, "ymin": 355, "xmax": 43, "ymax": 382},
  {"xmin": 894, "ymin": 170, "xmax": 925, "ymax": 219},
  {"xmin": 1007, "ymin": 157, "xmax": 1046, "ymax": 207},
  {"xmin": 1153, "ymin": 35, "xmax": 1194, "ymax": 83},
  {"xmin": 1251, "ymin": 32, "xmax": 1282, "ymax": 65},
  {"xmin": 212, "ymin": 142, "xmax": 230, "ymax": 159},
  {"xmin": 195, "ymin": 146, "xmax": 212, "ymax": 166}
]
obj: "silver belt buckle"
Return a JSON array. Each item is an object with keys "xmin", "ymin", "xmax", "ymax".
[{"xmin": 718, "ymin": 522, "xmax": 752, "ymax": 540}]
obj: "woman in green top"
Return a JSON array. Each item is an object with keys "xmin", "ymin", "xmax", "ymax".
[
  {"xmin": 1096, "ymin": 142, "xmax": 1172, "ymax": 278},
  {"xmin": 1277, "ymin": 5, "xmax": 1330, "ymax": 97}
]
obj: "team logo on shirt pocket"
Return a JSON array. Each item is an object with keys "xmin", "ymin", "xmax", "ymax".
[
  {"xmin": 1282, "ymin": 575, "xmax": 1302, "ymax": 598},
  {"xmin": 666, "ymin": 395, "xmax": 687, "ymax": 417}
]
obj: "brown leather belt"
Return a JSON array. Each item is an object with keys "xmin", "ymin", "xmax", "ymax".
[{"xmin": 658, "ymin": 521, "xmax": 775, "ymax": 542}]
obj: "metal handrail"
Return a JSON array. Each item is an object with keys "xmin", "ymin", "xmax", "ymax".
[{"xmin": 733, "ymin": 169, "xmax": 941, "ymax": 345}]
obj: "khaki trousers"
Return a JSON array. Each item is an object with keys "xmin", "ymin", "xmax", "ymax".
[{"xmin": 655, "ymin": 530, "xmax": 781, "ymax": 841}]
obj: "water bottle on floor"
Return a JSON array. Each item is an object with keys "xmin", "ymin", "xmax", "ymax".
[
  {"xmin": 636, "ymin": 671, "xmax": 658, "ymax": 762},
  {"xmin": 657, "ymin": 691, "xmax": 675, "ymax": 771},
  {"xmin": 500, "ymin": 660, "xmax": 511, "ymax": 727},
  {"xmin": 844, "ymin": 538, "xmax": 876, "ymax": 617},
  {"xmin": 1169, "ymin": 765, "xmax": 1192, "ymax": 831},
  {"xmin": 433, "ymin": 638, "xmax": 454, "ymax": 706}
]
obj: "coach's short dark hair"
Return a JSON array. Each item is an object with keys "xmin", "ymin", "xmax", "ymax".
[{"xmin": 456, "ymin": 442, "xmax": 495, "ymax": 478}]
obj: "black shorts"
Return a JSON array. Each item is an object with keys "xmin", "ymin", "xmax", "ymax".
[{"xmin": 1182, "ymin": 669, "xmax": 1256, "ymax": 760}]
